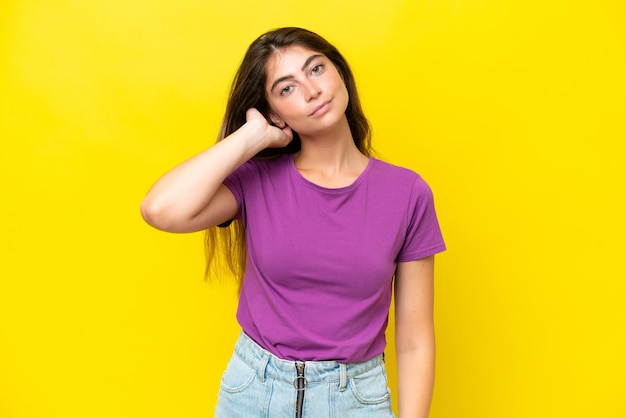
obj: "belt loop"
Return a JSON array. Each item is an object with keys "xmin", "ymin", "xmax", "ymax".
[
  {"xmin": 258, "ymin": 352, "xmax": 270, "ymax": 383},
  {"xmin": 339, "ymin": 363, "xmax": 347, "ymax": 392}
]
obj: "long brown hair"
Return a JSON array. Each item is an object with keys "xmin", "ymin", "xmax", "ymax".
[{"xmin": 205, "ymin": 27, "xmax": 373, "ymax": 283}]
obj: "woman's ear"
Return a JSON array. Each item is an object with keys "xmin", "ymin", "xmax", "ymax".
[{"xmin": 268, "ymin": 111, "xmax": 286, "ymax": 128}]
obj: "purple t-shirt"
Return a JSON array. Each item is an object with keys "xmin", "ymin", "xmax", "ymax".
[{"xmin": 223, "ymin": 154, "xmax": 445, "ymax": 362}]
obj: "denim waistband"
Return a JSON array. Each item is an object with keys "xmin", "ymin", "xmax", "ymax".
[{"xmin": 233, "ymin": 331, "xmax": 384, "ymax": 389}]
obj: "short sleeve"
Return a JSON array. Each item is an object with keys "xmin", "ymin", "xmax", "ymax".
[
  {"xmin": 222, "ymin": 160, "xmax": 257, "ymax": 227},
  {"xmin": 396, "ymin": 177, "xmax": 446, "ymax": 262}
]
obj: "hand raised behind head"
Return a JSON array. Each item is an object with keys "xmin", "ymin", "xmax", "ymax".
[{"xmin": 245, "ymin": 108, "xmax": 293, "ymax": 148}]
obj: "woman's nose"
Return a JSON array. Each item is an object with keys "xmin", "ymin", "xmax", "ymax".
[{"xmin": 304, "ymin": 81, "xmax": 322, "ymax": 101}]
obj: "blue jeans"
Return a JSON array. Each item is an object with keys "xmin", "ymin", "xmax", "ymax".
[{"xmin": 215, "ymin": 332, "xmax": 395, "ymax": 417}]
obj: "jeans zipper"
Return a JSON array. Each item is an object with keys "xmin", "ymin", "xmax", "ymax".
[{"xmin": 294, "ymin": 362, "xmax": 306, "ymax": 418}]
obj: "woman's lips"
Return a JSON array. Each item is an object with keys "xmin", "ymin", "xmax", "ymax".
[{"xmin": 308, "ymin": 99, "xmax": 332, "ymax": 117}]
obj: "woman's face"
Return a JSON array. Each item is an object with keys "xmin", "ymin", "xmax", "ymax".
[{"xmin": 264, "ymin": 46, "xmax": 349, "ymax": 136}]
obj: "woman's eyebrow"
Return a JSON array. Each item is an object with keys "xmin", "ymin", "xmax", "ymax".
[
  {"xmin": 270, "ymin": 54, "xmax": 324, "ymax": 93},
  {"xmin": 300, "ymin": 54, "xmax": 323, "ymax": 72}
]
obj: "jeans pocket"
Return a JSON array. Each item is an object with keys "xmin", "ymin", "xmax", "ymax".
[
  {"xmin": 348, "ymin": 364, "xmax": 391, "ymax": 405},
  {"xmin": 219, "ymin": 353, "xmax": 257, "ymax": 394}
]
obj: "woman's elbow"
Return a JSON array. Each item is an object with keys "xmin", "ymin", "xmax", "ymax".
[{"xmin": 140, "ymin": 197, "xmax": 172, "ymax": 231}]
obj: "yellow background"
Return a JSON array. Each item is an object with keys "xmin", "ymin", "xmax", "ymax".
[{"xmin": 1, "ymin": 1, "xmax": 624, "ymax": 417}]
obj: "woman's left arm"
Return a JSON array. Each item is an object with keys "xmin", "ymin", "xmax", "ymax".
[{"xmin": 394, "ymin": 255, "xmax": 436, "ymax": 418}]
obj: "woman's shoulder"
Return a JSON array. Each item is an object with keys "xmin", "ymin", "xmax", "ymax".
[
  {"xmin": 252, "ymin": 153, "xmax": 291, "ymax": 167},
  {"xmin": 236, "ymin": 153, "xmax": 291, "ymax": 175},
  {"xmin": 370, "ymin": 158, "xmax": 430, "ymax": 188},
  {"xmin": 369, "ymin": 159, "xmax": 438, "ymax": 213}
]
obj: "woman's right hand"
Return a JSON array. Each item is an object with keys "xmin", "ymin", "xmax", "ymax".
[
  {"xmin": 245, "ymin": 108, "xmax": 293, "ymax": 149},
  {"xmin": 141, "ymin": 107, "xmax": 293, "ymax": 232}
]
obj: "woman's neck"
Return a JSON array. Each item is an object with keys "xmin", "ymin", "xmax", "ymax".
[{"xmin": 294, "ymin": 118, "xmax": 369, "ymax": 188}]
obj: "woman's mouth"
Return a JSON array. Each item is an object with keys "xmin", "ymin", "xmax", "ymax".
[{"xmin": 308, "ymin": 99, "xmax": 332, "ymax": 117}]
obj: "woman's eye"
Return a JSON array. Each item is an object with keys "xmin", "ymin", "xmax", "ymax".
[
  {"xmin": 281, "ymin": 86, "xmax": 292, "ymax": 95},
  {"xmin": 311, "ymin": 64, "xmax": 324, "ymax": 74}
]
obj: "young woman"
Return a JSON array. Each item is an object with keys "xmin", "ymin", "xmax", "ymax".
[{"xmin": 141, "ymin": 27, "xmax": 445, "ymax": 418}]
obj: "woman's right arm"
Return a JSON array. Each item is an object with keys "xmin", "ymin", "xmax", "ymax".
[{"xmin": 140, "ymin": 109, "xmax": 292, "ymax": 233}]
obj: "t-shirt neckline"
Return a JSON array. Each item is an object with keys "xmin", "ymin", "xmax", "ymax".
[{"xmin": 288, "ymin": 154, "xmax": 374, "ymax": 194}]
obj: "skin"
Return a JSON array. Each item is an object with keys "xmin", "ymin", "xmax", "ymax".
[
  {"xmin": 141, "ymin": 45, "xmax": 436, "ymax": 418},
  {"xmin": 265, "ymin": 46, "xmax": 349, "ymax": 140},
  {"xmin": 395, "ymin": 256, "xmax": 436, "ymax": 418},
  {"xmin": 265, "ymin": 46, "xmax": 368, "ymax": 188}
]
